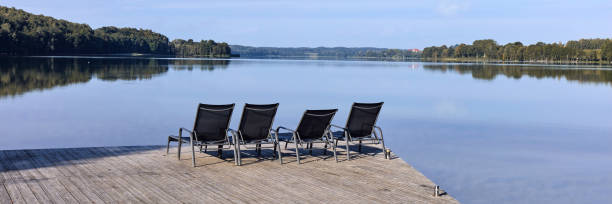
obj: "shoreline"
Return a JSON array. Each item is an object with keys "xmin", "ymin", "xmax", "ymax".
[
  {"xmin": 421, "ymin": 57, "xmax": 611, "ymax": 65},
  {"xmin": 4, "ymin": 55, "xmax": 612, "ymax": 68}
]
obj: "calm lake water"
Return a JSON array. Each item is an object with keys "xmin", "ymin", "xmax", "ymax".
[{"xmin": 1, "ymin": 57, "xmax": 611, "ymax": 203}]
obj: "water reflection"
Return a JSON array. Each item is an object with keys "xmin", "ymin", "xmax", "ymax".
[
  {"xmin": 423, "ymin": 64, "xmax": 612, "ymax": 85},
  {"xmin": 0, "ymin": 57, "xmax": 229, "ymax": 98},
  {"xmin": 0, "ymin": 58, "xmax": 610, "ymax": 203}
]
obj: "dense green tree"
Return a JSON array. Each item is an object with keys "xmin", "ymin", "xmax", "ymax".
[
  {"xmin": 423, "ymin": 38, "xmax": 611, "ymax": 63},
  {"xmin": 566, "ymin": 39, "xmax": 609, "ymax": 49},
  {"xmin": 472, "ymin": 39, "xmax": 499, "ymax": 58},
  {"xmin": 601, "ymin": 41, "xmax": 612, "ymax": 62},
  {"xmin": 0, "ymin": 6, "xmax": 230, "ymax": 57},
  {"xmin": 171, "ymin": 39, "xmax": 231, "ymax": 57}
]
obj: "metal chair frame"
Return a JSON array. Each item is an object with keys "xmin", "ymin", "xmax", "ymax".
[
  {"xmin": 166, "ymin": 104, "xmax": 235, "ymax": 167},
  {"xmin": 331, "ymin": 102, "xmax": 387, "ymax": 160},
  {"xmin": 276, "ymin": 110, "xmax": 338, "ymax": 164},
  {"xmin": 230, "ymin": 104, "xmax": 282, "ymax": 166}
]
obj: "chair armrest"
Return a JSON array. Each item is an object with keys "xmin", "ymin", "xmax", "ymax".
[
  {"xmin": 276, "ymin": 126, "xmax": 296, "ymax": 133},
  {"xmin": 330, "ymin": 124, "xmax": 352, "ymax": 140},
  {"xmin": 269, "ymin": 129, "xmax": 280, "ymax": 141},
  {"xmin": 330, "ymin": 124, "xmax": 348, "ymax": 131},
  {"xmin": 373, "ymin": 125, "xmax": 384, "ymax": 141},
  {"xmin": 227, "ymin": 128, "xmax": 243, "ymax": 144},
  {"xmin": 179, "ymin": 127, "xmax": 193, "ymax": 134},
  {"xmin": 275, "ymin": 126, "xmax": 300, "ymax": 142},
  {"xmin": 269, "ymin": 128, "xmax": 278, "ymax": 134},
  {"xmin": 269, "ymin": 128, "xmax": 279, "ymax": 138},
  {"xmin": 177, "ymin": 128, "xmax": 194, "ymax": 143}
]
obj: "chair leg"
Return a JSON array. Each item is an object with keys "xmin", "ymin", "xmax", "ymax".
[
  {"xmin": 377, "ymin": 128, "xmax": 388, "ymax": 159},
  {"xmin": 359, "ymin": 140, "xmax": 362, "ymax": 153},
  {"xmin": 238, "ymin": 138, "xmax": 243, "ymax": 166},
  {"xmin": 309, "ymin": 143, "xmax": 312, "ymax": 155},
  {"xmin": 237, "ymin": 144, "xmax": 242, "ymax": 166},
  {"xmin": 277, "ymin": 142, "xmax": 283, "ymax": 164},
  {"xmin": 257, "ymin": 144, "xmax": 261, "ymax": 157},
  {"xmin": 233, "ymin": 144, "xmax": 239, "ymax": 166},
  {"xmin": 323, "ymin": 143, "xmax": 327, "ymax": 155},
  {"xmin": 284, "ymin": 142, "xmax": 288, "ymax": 150},
  {"xmin": 166, "ymin": 137, "xmax": 171, "ymax": 155},
  {"xmin": 235, "ymin": 142, "xmax": 242, "ymax": 166},
  {"xmin": 332, "ymin": 141, "xmax": 338, "ymax": 163},
  {"xmin": 204, "ymin": 145, "xmax": 207, "ymax": 153},
  {"xmin": 177, "ymin": 140, "xmax": 182, "ymax": 160},
  {"xmin": 295, "ymin": 142, "xmax": 301, "ymax": 164},
  {"xmin": 273, "ymin": 142, "xmax": 277, "ymax": 158},
  {"xmin": 381, "ymin": 139, "xmax": 387, "ymax": 160},
  {"xmin": 346, "ymin": 139, "xmax": 350, "ymax": 161},
  {"xmin": 191, "ymin": 141, "xmax": 196, "ymax": 167}
]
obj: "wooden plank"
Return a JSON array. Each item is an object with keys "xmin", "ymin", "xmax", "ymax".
[
  {"xmin": 71, "ymin": 147, "xmax": 163, "ymax": 203},
  {"xmin": 57, "ymin": 148, "xmax": 145, "ymax": 203},
  {"xmin": 32, "ymin": 149, "xmax": 111, "ymax": 203},
  {"xmin": 0, "ymin": 145, "xmax": 458, "ymax": 204},
  {"xmin": 23, "ymin": 149, "xmax": 95, "ymax": 203},
  {"xmin": 0, "ymin": 153, "xmax": 25, "ymax": 204},
  {"xmin": 0, "ymin": 151, "xmax": 40, "ymax": 204},
  {"xmin": 132, "ymin": 146, "xmax": 248, "ymax": 203},
  {"xmin": 43, "ymin": 148, "xmax": 124, "ymax": 203},
  {"xmin": 138, "ymin": 145, "xmax": 256, "ymax": 203},
  {"xmin": 0, "ymin": 183, "xmax": 12, "ymax": 204},
  {"xmin": 89, "ymin": 147, "xmax": 183, "ymax": 203},
  {"xmin": 106, "ymin": 146, "xmax": 219, "ymax": 203},
  {"xmin": 5, "ymin": 150, "xmax": 63, "ymax": 204}
]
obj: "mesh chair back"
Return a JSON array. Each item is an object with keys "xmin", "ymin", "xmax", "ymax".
[
  {"xmin": 193, "ymin": 103, "xmax": 235, "ymax": 142},
  {"xmin": 238, "ymin": 103, "xmax": 279, "ymax": 141},
  {"xmin": 296, "ymin": 109, "xmax": 338, "ymax": 140},
  {"xmin": 345, "ymin": 102, "xmax": 383, "ymax": 138}
]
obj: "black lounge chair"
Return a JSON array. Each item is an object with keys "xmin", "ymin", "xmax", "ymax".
[
  {"xmin": 230, "ymin": 103, "xmax": 281, "ymax": 166},
  {"xmin": 331, "ymin": 102, "xmax": 387, "ymax": 160},
  {"xmin": 166, "ymin": 103, "xmax": 235, "ymax": 167},
  {"xmin": 276, "ymin": 109, "xmax": 338, "ymax": 164}
]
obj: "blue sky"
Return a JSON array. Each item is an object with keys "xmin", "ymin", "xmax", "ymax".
[{"xmin": 2, "ymin": 0, "xmax": 611, "ymax": 49}]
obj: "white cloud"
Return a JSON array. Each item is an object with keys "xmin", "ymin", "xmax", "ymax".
[{"xmin": 436, "ymin": 0, "xmax": 470, "ymax": 16}]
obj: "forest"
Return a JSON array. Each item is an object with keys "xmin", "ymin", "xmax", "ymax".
[
  {"xmin": 422, "ymin": 39, "xmax": 612, "ymax": 63},
  {"xmin": 230, "ymin": 45, "xmax": 420, "ymax": 60},
  {"xmin": 0, "ymin": 6, "xmax": 230, "ymax": 57}
]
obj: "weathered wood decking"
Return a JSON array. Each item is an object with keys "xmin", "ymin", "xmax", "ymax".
[{"xmin": 0, "ymin": 144, "xmax": 457, "ymax": 203}]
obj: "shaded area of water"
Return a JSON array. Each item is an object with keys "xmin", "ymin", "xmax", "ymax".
[{"xmin": 1, "ymin": 57, "xmax": 611, "ymax": 203}]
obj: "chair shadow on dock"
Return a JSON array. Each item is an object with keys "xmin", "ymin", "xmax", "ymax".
[
  {"xmin": 334, "ymin": 143, "xmax": 400, "ymax": 161},
  {"xmin": 167, "ymin": 142, "xmax": 396, "ymax": 167}
]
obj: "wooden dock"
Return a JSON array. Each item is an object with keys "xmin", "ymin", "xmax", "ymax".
[{"xmin": 0, "ymin": 144, "xmax": 458, "ymax": 203}]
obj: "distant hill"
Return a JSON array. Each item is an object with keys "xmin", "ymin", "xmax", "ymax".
[
  {"xmin": 0, "ymin": 6, "xmax": 230, "ymax": 57},
  {"xmin": 230, "ymin": 45, "xmax": 420, "ymax": 60}
]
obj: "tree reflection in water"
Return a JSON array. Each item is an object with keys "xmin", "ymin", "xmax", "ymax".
[
  {"xmin": 423, "ymin": 64, "xmax": 612, "ymax": 85},
  {"xmin": 0, "ymin": 57, "xmax": 229, "ymax": 98}
]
